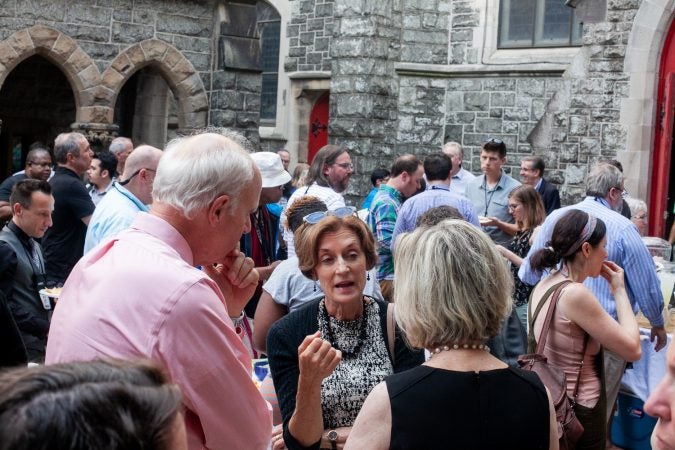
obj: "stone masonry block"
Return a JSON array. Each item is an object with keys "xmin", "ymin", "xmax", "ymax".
[
  {"xmin": 65, "ymin": 5, "xmax": 112, "ymax": 26},
  {"xmin": 452, "ymin": 13, "xmax": 479, "ymax": 28},
  {"xmin": 177, "ymin": 72, "xmax": 204, "ymax": 97},
  {"xmin": 448, "ymin": 79, "xmax": 481, "ymax": 91},
  {"xmin": 569, "ymin": 116, "xmax": 588, "ymax": 136},
  {"xmin": 141, "ymin": 40, "xmax": 169, "ymax": 61},
  {"xmin": 157, "ymin": 13, "xmax": 210, "ymax": 38},
  {"xmin": 0, "ymin": 40, "xmax": 18, "ymax": 68},
  {"xmin": 101, "ymin": 67, "xmax": 124, "ymax": 91},
  {"xmin": 475, "ymin": 118, "xmax": 502, "ymax": 133},
  {"xmin": 339, "ymin": 17, "xmax": 377, "ymax": 37},
  {"xmin": 490, "ymin": 92, "xmax": 515, "ymax": 107},
  {"xmin": 79, "ymin": 106, "xmax": 113, "ymax": 124},
  {"xmin": 67, "ymin": 47, "xmax": 94, "ymax": 74},
  {"xmin": 171, "ymin": 57, "xmax": 198, "ymax": 82},
  {"xmin": 111, "ymin": 53, "xmax": 133, "ymax": 75},
  {"xmin": 162, "ymin": 47, "xmax": 184, "ymax": 69},
  {"xmin": 124, "ymin": 43, "xmax": 146, "ymax": 67},
  {"xmin": 517, "ymin": 79, "xmax": 545, "ymax": 97},
  {"xmin": 28, "ymin": 25, "xmax": 59, "ymax": 50},
  {"xmin": 464, "ymin": 92, "xmax": 489, "ymax": 111},
  {"xmin": 7, "ymin": 29, "xmax": 32, "ymax": 56},
  {"xmin": 78, "ymin": 64, "xmax": 100, "ymax": 89},
  {"xmin": 112, "ymin": 22, "xmax": 154, "ymax": 44}
]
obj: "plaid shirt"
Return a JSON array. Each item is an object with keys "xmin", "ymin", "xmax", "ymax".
[{"xmin": 367, "ymin": 185, "xmax": 402, "ymax": 281}]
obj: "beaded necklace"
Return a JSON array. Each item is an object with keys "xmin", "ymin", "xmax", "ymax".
[{"xmin": 319, "ymin": 298, "xmax": 369, "ymax": 359}]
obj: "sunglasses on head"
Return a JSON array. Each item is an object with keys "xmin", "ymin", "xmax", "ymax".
[
  {"xmin": 484, "ymin": 137, "xmax": 503, "ymax": 145},
  {"xmin": 303, "ymin": 206, "xmax": 357, "ymax": 224}
]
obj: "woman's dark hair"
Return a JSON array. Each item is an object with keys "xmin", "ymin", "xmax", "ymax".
[
  {"xmin": 286, "ymin": 196, "xmax": 327, "ymax": 233},
  {"xmin": 530, "ymin": 210, "xmax": 606, "ymax": 272},
  {"xmin": 0, "ymin": 359, "xmax": 183, "ymax": 450}
]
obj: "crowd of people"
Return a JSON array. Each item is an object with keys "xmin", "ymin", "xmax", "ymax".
[{"xmin": 0, "ymin": 130, "xmax": 672, "ymax": 450}]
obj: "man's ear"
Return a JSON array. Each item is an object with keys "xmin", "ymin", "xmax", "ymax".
[
  {"xmin": 12, "ymin": 202, "xmax": 23, "ymax": 217},
  {"xmin": 101, "ymin": 169, "xmax": 109, "ymax": 179},
  {"xmin": 208, "ymin": 194, "xmax": 230, "ymax": 225}
]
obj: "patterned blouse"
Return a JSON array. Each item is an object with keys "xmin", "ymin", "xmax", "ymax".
[
  {"xmin": 509, "ymin": 228, "xmax": 535, "ymax": 307},
  {"xmin": 318, "ymin": 298, "xmax": 393, "ymax": 428}
]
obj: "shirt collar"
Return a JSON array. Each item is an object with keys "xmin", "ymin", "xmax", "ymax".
[
  {"xmin": 380, "ymin": 184, "xmax": 403, "ymax": 201},
  {"xmin": 7, "ymin": 221, "xmax": 31, "ymax": 246},
  {"xmin": 534, "ymin": 178, "xmax": 543, "ymax": 191}
]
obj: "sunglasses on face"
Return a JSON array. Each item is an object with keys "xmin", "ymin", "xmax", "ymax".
[{"xmin": 303, "ymin": 206, "xmax": 357, "ymax": 224}]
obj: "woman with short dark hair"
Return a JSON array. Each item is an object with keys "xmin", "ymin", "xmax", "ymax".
[{"xmin": 267, "ymin": 213, "xmax": 422, "ymax": 450}]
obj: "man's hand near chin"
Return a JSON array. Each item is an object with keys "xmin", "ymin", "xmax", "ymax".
[{"xmin": 204, "ymin": 246, "xmax": 259, "ymax": 318}]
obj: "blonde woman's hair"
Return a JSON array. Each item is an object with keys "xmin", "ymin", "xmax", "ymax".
[{"xmin": 394, "ymin": 219, "xmax": 513, "ymax": 349}]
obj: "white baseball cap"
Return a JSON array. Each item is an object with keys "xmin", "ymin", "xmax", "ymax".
[{"xmin": 251, "ymin": 152, "xmax": 292, "ymax": 188}]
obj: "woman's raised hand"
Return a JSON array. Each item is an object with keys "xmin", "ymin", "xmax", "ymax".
[
  {"xmin": 600, "ymin": 260, "xmax": 626, "ymax": 294},
  {"xmin": 297, "ymin": 331, "xmax": 342, "ymax": 384}
]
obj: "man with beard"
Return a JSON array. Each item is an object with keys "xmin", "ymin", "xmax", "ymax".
[
  {"xmin": 281, "ymin": 144, "xmax": 353, "ymax": 257},
  {"xmin": 520, "ymin": 162, "xmax": 667, "ymax": 430}
]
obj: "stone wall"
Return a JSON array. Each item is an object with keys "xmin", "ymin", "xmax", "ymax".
[
  {"xmin": 285, "ymin": 0, "xmax": 334, "ymax": 72},
  {"xmin": 329, "ymin": 0, "xmax": 642, "ymax": 207},
  {"xmin": 0, "ymin": 0, "xmax": 261, "ymax": 148}
]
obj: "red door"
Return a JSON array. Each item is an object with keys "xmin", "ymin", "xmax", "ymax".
[
  {"xmin": 308, "ymin": 92, "xmax": 329, "ymax": 163},
  {"xmin": 652, "ymin": 18, "xmax": 675, "ymax": 237}
]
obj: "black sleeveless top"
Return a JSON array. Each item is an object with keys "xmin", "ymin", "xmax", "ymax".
[{"xmin": 386, "ymin": 365, "xmax": 550, "ymax": 450}]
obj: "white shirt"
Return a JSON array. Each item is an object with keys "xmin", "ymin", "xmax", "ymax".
[{"xmin": 281, "ymin": 183, "xmax": 345, "ymax": 257}]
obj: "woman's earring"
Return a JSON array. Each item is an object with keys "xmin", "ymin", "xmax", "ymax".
[
  {"xmin": 313, "ymin": 280, "xmax": 317, "ymax": 292},
  {"xmin": 366, "ymin": 271, "xmax": 370, "ymax": 281}
]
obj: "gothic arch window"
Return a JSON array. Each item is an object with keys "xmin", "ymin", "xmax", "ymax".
[
  {"xmin": 258, "ymin": 1, "xmax": 281, "ymax": 124},
  {"xmin": 499, "ymin": 0, "xmax": 583, "ymax": 48}
]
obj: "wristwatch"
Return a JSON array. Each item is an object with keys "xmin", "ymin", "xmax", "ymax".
[{"xmin": 327, "ymin": 430, "xmax": 338, "ymax": 450}]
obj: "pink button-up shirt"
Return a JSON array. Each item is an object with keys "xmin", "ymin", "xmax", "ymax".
[{"xmin": 46, "ymin": 212, "xmax": 272, "ymax": 450}]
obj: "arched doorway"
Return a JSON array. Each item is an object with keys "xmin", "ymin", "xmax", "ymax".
[
  {"xmin": 307, "ymin": 92, "xmax": 329, "ymax": 163},
  {"xmin": 652, "ymin": 16, "xmax": 675, "ymax": 238},
  {"xmin": 114, "ymin": 66, "xmax": 179, "ymax": 149},
  {"xmin": 0, "ymin": 55, "xmax": 76, "ymax": 178}
]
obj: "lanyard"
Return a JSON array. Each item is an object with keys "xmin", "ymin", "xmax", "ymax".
[
  {"xmin": 252, "ymin": 208, "xmax": 273, "ymax": 265},
  {"xmin": 482, "ymin": 177, "xmax": 501, "ymax": 216}
]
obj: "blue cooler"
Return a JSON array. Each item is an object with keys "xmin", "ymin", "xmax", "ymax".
[{"xmin": 611, "ymin": 392, "xmax": 657, "ymax": 450}]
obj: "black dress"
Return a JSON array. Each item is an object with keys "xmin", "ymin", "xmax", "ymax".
[
  {"xmin": 387, "ymin": 365, "xmax": 550, "ymax": 450},
  {"xmin": 509, "ymin": 229, "xmax": 535, "ymax": 307}
]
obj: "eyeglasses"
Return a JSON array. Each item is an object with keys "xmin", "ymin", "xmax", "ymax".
[
  {"xmin": 28, "ymin": 161, "xmax": 52, "ymax": 168},
  {"xmin": 303, "ymin": 206, "xmax": 357, "ymax": 224},
  {"xmin": 508, "ymin": 203, "xmax": 521, "ymax": 210},
  {"xmin": 119, "ymin": 168, "xmax": 155, "ymax": 186},
  {"xmin": 632, "ymin": 214, "xmax": 648, "ymax": 221},
  {"xmin": 333, "ymin": 162, "xmax": 354, "ymax": 170}
]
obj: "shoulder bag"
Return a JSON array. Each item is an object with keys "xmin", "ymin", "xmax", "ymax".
[{"xmin": 518, "ymin": 280, "xmax": 587, "ymax": 450}]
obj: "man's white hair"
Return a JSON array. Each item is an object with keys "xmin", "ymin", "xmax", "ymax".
[{"xmin": 152, "ymin": 131, "xmax": 255, "ymax": 219}]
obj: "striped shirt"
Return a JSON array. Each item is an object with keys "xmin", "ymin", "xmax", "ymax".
[
  {"xmin": 519, "ymin": 197, "xmax": 664, "ymax": 327},
  {"xmin": 368, "ymin": 185, "xmax": 402, "ymax": 281}
]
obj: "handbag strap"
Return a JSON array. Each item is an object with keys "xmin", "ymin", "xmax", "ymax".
[
  {"xmin": 531, "ymin": 280, "xmax": 572, "ymax": 354},
  {"xmin": 386, "ymin": 303, "xmax": 396, "ymax": 365},
  {"xmin": 531, "ymin": 279, "xmax": 590, "ymax": 401}
]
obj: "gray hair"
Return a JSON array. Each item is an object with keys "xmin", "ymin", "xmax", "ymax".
[
  {"xmin": 53, "ymin": 132, "xmax": 86, "ymax": 164},
  {"xmin": 625, "ymin": 197, "xmax": 647, "ymax": 216},
  {"xmin": 152, "ymin": 131, "xmax": 255, "ymax": 219},
  {"xmin": 109, "ymin": 137, "xmax": 133, "ymax": 156},
  {"xmin": 442, "ymin": 141, "xmax": 463, "ymax": 158},
  {"xmin": 394, "ymin": 219, "xmax": 513, "ymax": 349},
  {"xmin": 585, "ymin": 162, "xmax": 623, "ymax": 198}
]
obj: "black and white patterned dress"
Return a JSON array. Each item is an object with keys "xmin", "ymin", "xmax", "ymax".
[{"xmin": 318, "ymin": 298, "xmax": 393, "ymax": 429}]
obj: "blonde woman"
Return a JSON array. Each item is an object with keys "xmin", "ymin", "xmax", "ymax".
[{"xmin": 346, "ymin": 220, "xmax": 557, "ymax": 450}]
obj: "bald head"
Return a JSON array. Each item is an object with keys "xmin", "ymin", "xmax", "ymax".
[
  {"xmin": 120, "ymin": 145, "xmax": 163, "ymax": 205},
  {"xmin": 122, "ymin": 145, "xmax": 163, "ymax": 180}
]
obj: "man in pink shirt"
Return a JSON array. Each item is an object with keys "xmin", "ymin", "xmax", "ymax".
[{"xmin": 46, "ymin": 132, "xmax": 272, "ymax": 450}]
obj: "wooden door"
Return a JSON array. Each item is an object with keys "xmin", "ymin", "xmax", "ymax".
[{"xmin": 307, "ymin": 92, "xmax": 329, "ymax": 163}]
